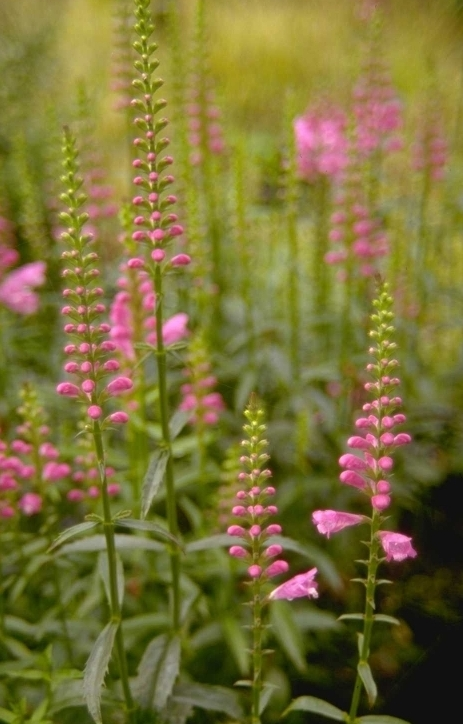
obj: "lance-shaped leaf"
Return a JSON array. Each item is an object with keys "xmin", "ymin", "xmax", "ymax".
[
  {"xmin": 97, "ymin": 552, "xmax": 124, "ymax": 608},
  {"xmin": 358, "ymin": 661, "xmax": 377, "ymax": 708},
  {"xmin": 270, "ymin": 601, "xmax": 308, "ymax": 674},
  {"xmin": 373, "ymin": 614, "xmax": 400, "ymax": 625},
  {"xmin": 141, "ymin": 448, "xmax": 170, "ymax": 519},
  {"xmin": 133, "ymin": 633, "xmax": 181, "ymax": 711},
  {"xmin": 171, "ymin": 682, "xmax": 244, "ymax": 720},
  {"xmin": 169, "ymin": 408, "xmax": 191, "ymax": 439},
  {"xmin": 48, "ymin": 521, "xmax": 100, "ymax": 553},
  {"xmin": 56, "ymin": 534, "xmax": 164, "ymax": 556},
  {"xmin": 83, "ymin": 621, "xmax": 118, "ymax": 724},
  {"xmin": 185, "ymin": 534, "xmax": 237, "ymax": 553},
  {"xmin": 115, "ymin": 519, "xmax": 181, "ymax": 549},
  {"xmin": 0, "ymin": 708, "xmax": 16, "ymax": 724},
  {"xmin": 358, "ymin": 717, "xmax": 412, "ymax": 724},
  {"xmin": 283, "ymin": 696, "xmax": 346, "ymax": 721}
]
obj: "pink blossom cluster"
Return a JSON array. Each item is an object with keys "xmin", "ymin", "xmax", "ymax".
[
  {"xmin": 412, "ymin": 105, "xmax": 448, "ymax": 182},
  {"xmin": 187, "ymin": 83, "xmax": 226, "ymax": 166},
  {"xmin": 227, "ymin": 404, "xmax": 288, "ymax": 581},
  {"xmin": 312, "ymin": 284, "xmax": 417, "ymax": 563},
  {"xmin": 179, "ymin": 339, "xmax": 225, "ymax": 426},
  {"xmin": 109, "ymin": 264, "xmax": 189, "ymax": 362},
  {"xmin": 325, "ymin": 163, "xmax": 389, "ymax": 278},
  {"xmin": 294, "ymin": 102, "xmax": 348, "ymax": 182},
  {"xmin": 57, "ymin": 137, "xmax": 134, "ymax": 425},
  {"xmin": 0, "ymin": 218, "xmax": 46, "ymax": 315},
  {"xmin": 0, "ymin": 426, "xmax": 70, "ymax": 520}
]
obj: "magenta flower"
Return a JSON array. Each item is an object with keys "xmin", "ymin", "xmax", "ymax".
[
  {"xmin": 269, "ymin": 568, "xmax": 318, "ymax": 601},
  {"xmin": 377, "ymin": 531, "xmax": 417, "ymax": 562},
  {"xmin": 18, "ymin": 492, "xmax": 42, "ymax": 516},
  {"xmin": 0, "ymin": 261, "xmax": 46, "ymax": 315},
  {"xmin": 294, "ymin": 102, "xmax": 348, "ymax": 182},
  {"xmin": 312, "ymin": 510, "xmax": 365, "ymax": 538}
]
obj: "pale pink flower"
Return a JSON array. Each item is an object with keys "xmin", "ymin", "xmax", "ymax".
[
  {"xmin": 0, "ymin": 261, "xmax": 46, "ymax": 315},
  {"xmin": 377, "ymin": 531, "xmax": 417, "ymax": 562},
  {"xmin": 312, "ymin": 510, "xmax": 365, "ymax": 538},
  {"xmin": 269, "ymin": 568, "xmax": 318, "ymax": 601}
]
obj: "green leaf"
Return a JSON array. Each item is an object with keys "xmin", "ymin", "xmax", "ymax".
[
  {"xmin": 221, "ymin": 616, "xmax": 249, "ymax": 676},
  {"xmin": 115, "ymin": 518, "xmax": 180, "ymax": 548},
  {"xmin": 0, "ymin": 708, "xmax": 16, "ymax": 724},
  {"xmin": 48, "ymin": 521, "xmax": 100, "ymax": 553},
  {"xmin": 283, "ymin": 696, "xmax": 346, "ymax": 720},
  {"xmin": 56, "ymin": 534, "xmax": 164, "ymax": 556},
  {"xmin": 172, "ymin": 682, "xmax": 243, "ymax": 720},
  {"xmin": 270, "ymin": 601, "xmax": 308, "ymax": 674},
  {"xmin": 83, "ymin": 621, "xmax": 118, "ymax": 724},
  {"xmin": 358, "ymin": 661, "xmax": 377, "ymax": 708},
  {"xmin": 259, "ymin": 683, "xmax": 278, "ymax": 715},
  {"xmin": 373, "ymin": 614, "xmax": 400, "ymax": 625},
  {"xmin": 338, "ymin": 614, "xmax": 365, "ymax": 623},
  {"xmin": 133, "ymin": 633, "xmax": 181, "ymax": 711},
  {"xmin": 97, "ymin": 552, "xmax": 124, "ymax": 607},
  {"xmin": 185, "ymin": 534, "xmax": 237, "ymax": 553},
  {"xmin": 358, "ymin": 716, "xmax": 412, "ymax": 724},
  {"xmin": 169, "ymin": 409, "xmax": 191, "ymax": 439},
  {"xmin": 141, "ymin": 448, "xmax": 170, "ymax": 518}
]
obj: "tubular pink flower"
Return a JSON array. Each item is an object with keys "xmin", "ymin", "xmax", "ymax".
[
  {"xmin": 229, "ymin": 545, "xmax": 248, "ymax": 559},
  {"xmin": 377, "ymin": 531, "xmax": 417, "ymax": 562},
  {"xmin": 339, "ymin": 470, "xmax": 367, "ymax": 489},
  {"xmin": 105, "ymin": 376, "xmax": 133, "ymax": 396},
  {"xmin": 339, "ymin": 453, "xmax": 368, "ymax": 471},
  {"xmin": 248, "ymin": 564, "xmax": 262, "ymax": 578},
  {"xmin": 57, "ymin": 382, "xmax": 81, "ymax": 398},
  {"xmin": 266, "ymin": 560, "xmax": 289, "ymax": 578},
  {"xmin": 0, "ymin": 261, "xmax": 46, "ymax": 315},
  {"xmin": 43, "ymin": 461, "xmax": 71, "ymax": 481},
  {"xmin": 312, "ymin": 510, "xmax": 365, "ymax": 538},
  {"xmin": 161, "ymin": 313, "xmax": 189, "ymax": 346},
  {"xmin": 269, "ymin": 568, "xmax": 318, "ymax": 601}
]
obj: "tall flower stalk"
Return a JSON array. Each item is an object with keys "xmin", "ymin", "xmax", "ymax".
[
  {"xmin": 284, "ymin": 282, "xmax": 415, "ymax": 724},
  {"xmin": 58, "ymin": 127, "xmax": 135, "ymax": 721},
  {"xmin": 227, "ymin": 395, "xmax": 290, "ymax": 724},
  {"xmin": 129, "ymin": 0, "xmax": 187, "ymax": 632}
]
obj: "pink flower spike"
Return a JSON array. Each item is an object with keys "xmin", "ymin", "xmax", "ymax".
[
  {"xmin": 377, "ymin": 531, "xmax": 417, "ymax": 562},
  {"xmin": 269, "ymin": 568, "xmax": 318, "ymax": 601},
  {"xmin": 312, "ymin": 510, "xmax": 365, "ymax": 538},
  {"xmin": 0, "ymin": 261, "xmax": 46, "ymax": 314}
]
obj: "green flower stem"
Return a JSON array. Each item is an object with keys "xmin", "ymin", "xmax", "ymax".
[
  {"xmin": 154, "ymin": 264, "xmax": 181, "ymax": 632},
  {"xmin": 92, "ymin": 420, "xmax": 135, "ymax": 722},
  {"xmin": 251, "ymin": 579, "xmax": 263, "ymax": 724},
  {"xmin": 347, "ymin": 510, "xmax": 382, "ymax": 723}
]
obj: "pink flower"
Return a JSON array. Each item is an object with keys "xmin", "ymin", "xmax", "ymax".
[
  {"xmin": 377, "ymin": 531, "xmax": 417, "ymax": 562},
  {"xmin": 160, "ymin": 312, "xmax": 189, "ymax": 346},
  {"xmin": 269, "ymin": 568, "xmax": 318, "ymax": 601},
  {"xmin": 294, "ymin": 103, "xmax": 348, "ymax": 181},
  {"xmin": 18, "ymin": 492, "xmax": 43, "ymax": 516},
  {"xmin": 0, "ymin": 261, "xmax": 46, "ymax": 314},
  {"xmin": 312, "ymin": 510, "xmax": 365, "ymax": 538}
]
